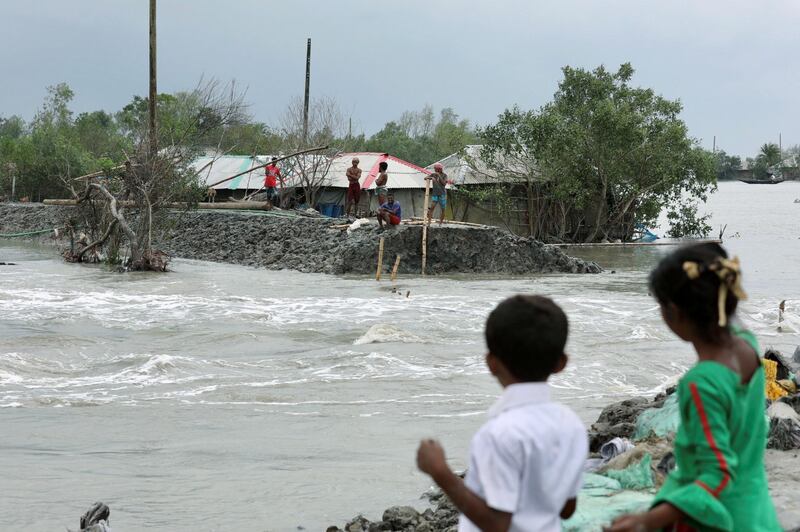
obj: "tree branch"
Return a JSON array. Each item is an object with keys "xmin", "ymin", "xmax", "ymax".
[
  {"xmin": 90, "ymin": 182, "xmax": 138, "ymax": 251},
  {"xmin": 77, "ymin": 219, "xmax": 119, "ymax": 260}
]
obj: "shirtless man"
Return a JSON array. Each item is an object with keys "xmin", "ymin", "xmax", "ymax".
[
  {"xmin": 375, "ymin": 161, "xmax": 389, "ymax": 206},
  {"xmin": 345, "ymin": 157, "xmax": 362, "ymax": 217},
  {"xmin": 426, "ymin": 162, "xmax": 448, "ymax": 225}
]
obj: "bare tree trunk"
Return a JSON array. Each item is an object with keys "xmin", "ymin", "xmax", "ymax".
[
  {"xmin": 91, "ymin": 183, "xmax": 142, "ymax": 266},
  {"xmin": 527, "ymin": 185, "xmax": 535, "ymax": 238},
  {"xmin": 77, "ymin": 219, "xmax": 119, "ymax": 261},
  {"xmin": 585, "ymin": 179, "xmax": 607, "ymax": 243}
]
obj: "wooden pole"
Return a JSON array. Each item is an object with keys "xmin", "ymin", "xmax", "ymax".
[
  {"xmin": 421, "ymin": 177, "xmax": 431, "ymax": 275},
  {"xmin": 43, "ymin": 198, "xmax": 275, "ymax": 211},
  {"xmin": 149, "ymin": 0, "xmax": 158, "ymax": 158},
  {"xmin": 72, "ymin": 163, "xmax": 132, "ymax": 181},
  {"xmin": 376, "ymin": 237, "xmax": 385, "ymax": 281},
  {"xmin": 391, "ymin": 255, "xmax": 401, "ymax": 282},
  {"xmin": 206, "ymin": 145, "xmax": 327, "ymax": 188},
  {"xmin": 303, "ymin": 38, "xmax": 311, "ymax": 144}
]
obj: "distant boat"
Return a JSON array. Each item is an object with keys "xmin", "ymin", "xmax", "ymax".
[
  {"xmin": 633, "ymin": 224, "xmax": 659, "ymax": 243},
  {"xmin": 738, "ymin": 177, "xmax": 785, "ymax": 184}
]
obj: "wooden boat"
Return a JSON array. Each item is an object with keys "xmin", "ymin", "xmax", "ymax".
[{"xmin": 738, "ymin": 177, "xmax": 785, "ymax": 184}]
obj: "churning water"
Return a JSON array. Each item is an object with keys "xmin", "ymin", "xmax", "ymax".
[{"xmin": 1, "ymin": 182, "xmax": 798, "ymax": 530}]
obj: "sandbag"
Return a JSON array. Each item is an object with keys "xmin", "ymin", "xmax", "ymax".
[
  {"xmin": 764, "ymin": 358, "xmax": 790, "ymax": 401},
  {"xmin": 563, "ymin": 475, "xmax": 652, "ymax": 532},
  {"xmin": 767, "ymin": 402, "xmax": 800, "ymax": 450},
  {"xmin": 602, "ymin": 453, "xmax": 655, "ymax": 490},
  {"xmin": 633, "ymin": 394, "xmax": 680, "ymax": 441}
]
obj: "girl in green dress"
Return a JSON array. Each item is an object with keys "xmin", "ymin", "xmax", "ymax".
[{"xmin": 607, "ymin": 243, "xmax": 781, "ymax": 532}]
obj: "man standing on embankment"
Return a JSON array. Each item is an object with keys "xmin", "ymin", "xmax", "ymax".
[
  {"xmin": 264, "ymin": 157, "xmax": 282, "ymax": 207},
  {"xmin": 345, "ymin": 157, "xmax": 362, "ymax": 218},
  {"xmin": 375, "ymin": 161, "xmax": 389, "ymax": 206},
  {"xmin": 426, "ymin": 162, "xmax": 448, "ymax": 225}
]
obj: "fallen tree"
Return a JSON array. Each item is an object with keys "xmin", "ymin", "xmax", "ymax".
[{"xmin": 59, "ymin": 79, "xmax": 248, "ymax": 270}]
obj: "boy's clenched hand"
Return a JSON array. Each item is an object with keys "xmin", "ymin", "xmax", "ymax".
[{"xmin": 416, "ymin": 438, "xmax": 449, "ymax": 478}]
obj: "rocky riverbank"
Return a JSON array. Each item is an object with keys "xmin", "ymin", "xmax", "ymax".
[{"xmin": 0, "ymin": 204, "xmax": 601, "ymax": 275}]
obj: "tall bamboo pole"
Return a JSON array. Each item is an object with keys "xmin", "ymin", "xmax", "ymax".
[
  {"xmin": 376, "ymin": 237, "xmax": 385, "ymax": 281},
  {"xmin": 421, "ymin": 177, "xmax": 431, "ymax": 275},
  {"xmin": 303, "ymin": 38, "xmax": 311, "ymax": 144},
  {"xmin": 149, "ymin": 0, "xmax": 158, "ymax": 158}
]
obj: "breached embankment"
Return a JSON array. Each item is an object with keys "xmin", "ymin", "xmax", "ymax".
[{"xmin": 0, "ymin": 204, "xmax": 601, "ymax": 275}]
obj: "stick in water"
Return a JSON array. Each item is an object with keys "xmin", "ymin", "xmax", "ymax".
[
  {"xmin": 376, "ymin": 237, "xmax": 385, "ymax": 281},
  {"xmin": 391, "ymin": 255, "xmax": 401, "ymax": 283}
]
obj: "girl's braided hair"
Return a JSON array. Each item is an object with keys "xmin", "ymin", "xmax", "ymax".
[{"xmin": 649, "ymin": 243, "xmax": 748, "ymax": 340}]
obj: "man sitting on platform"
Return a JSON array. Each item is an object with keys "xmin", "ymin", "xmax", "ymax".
[{"xmin": 377, "ymin": 192, "xmax": 401, "ymax": 230}]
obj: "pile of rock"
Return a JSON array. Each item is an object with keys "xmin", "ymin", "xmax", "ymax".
[
  {"xmin": 0, "ymin": 204, "xmax": 602, "ymax": 276},
  {"xmin": 328, "ymin": 491, "xmax": 459, "ymax": 532},
  {"xmin": 159, "ymin": 211, "xmax": 602, "ymax": 275},
  {"xmin": 587, "ymin": 387, "xmax": 675, "ymax": 452}
]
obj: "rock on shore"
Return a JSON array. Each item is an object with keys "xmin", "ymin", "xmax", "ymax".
[
  {"xmin": 328, "ymin": 491, "xmax": 460, "ymax": 532},
  {"xmin": 0, "ymin": 204, "xmax": 601, "ymax": 275}
]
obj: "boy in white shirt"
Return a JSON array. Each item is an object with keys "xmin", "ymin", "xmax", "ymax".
[{"xmin": 417, "ymin": 295, "xmax": 588, "ymax": 532}]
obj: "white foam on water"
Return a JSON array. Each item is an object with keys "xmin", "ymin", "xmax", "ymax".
[
  {"xmin": 2, "ymin": 238, "xmax": 798, "ymax": 415},
  {"xmin": 418, "ymin": 411, "xmax": 486, "ymax": 418},
  {"xmin": 353, "ymin": 324, "xmax": 426, "ymax": 345},
  {"xmin": 627, "ymin": 325, "xmax": 660, "ymax": 340}
]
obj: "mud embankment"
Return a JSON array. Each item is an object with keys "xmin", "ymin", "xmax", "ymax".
[{"xmin": 0, "ymin": 204, "xmax": 601, "ymax": 275}]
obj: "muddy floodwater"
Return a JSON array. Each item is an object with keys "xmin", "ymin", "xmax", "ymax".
[{"xmin": 1, "ymin": 182, "xmax": 799, "ymax": 531}]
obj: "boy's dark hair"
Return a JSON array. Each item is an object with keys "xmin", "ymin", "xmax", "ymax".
[
  {"xmin": 379, "ymin": 161, "xmax": 388, "ymax": 171},
  {"xmin": 649, "ymin": 242, "xmax": 739, "ymax": 340},
  {"xmin": 485, "ymin": 295, "xmax": 568, "ymax": 381}
]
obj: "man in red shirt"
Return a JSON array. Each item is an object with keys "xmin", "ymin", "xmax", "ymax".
[{"xmin": 264, "ymin": 157, "xmax": 282, "ymax": 207}]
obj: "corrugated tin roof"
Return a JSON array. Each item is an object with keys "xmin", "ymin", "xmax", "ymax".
[
  {"xmin": 325, "ymin": 152, "xmax": 431, "ymax": 190},
  {"xmin": 192, "ymin": 155, "xmax": 276, "ymax": 191},
  {"xmin": 192, "ymin": 152, "xmax": 432, "ymax": 191},
  {"xmin": 429, "ymin": 145, "xmax": 533, "ymax": 185}
]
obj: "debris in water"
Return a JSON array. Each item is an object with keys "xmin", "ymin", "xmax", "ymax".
[
  {"xmin": 779, "ymin": 300, "xmax": 786, "ymax": 332},
  {"xmin": 68, "ymin": 502, "xmax": 110, "ymax": 532}
]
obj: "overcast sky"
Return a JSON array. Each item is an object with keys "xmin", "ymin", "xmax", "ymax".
[{"xmin": 2, "ymin": 0, "xmax": 798, "ymax": 157}]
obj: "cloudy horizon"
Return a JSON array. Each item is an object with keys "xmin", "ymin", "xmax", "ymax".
[{"xmin": 2, "ymin": 0, "xmax": 799, "ymax": 157}]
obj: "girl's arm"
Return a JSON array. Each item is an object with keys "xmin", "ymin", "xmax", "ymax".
[{"xmin": 605, "ymin": 503, "xmax": 685, "ymax": 531}]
